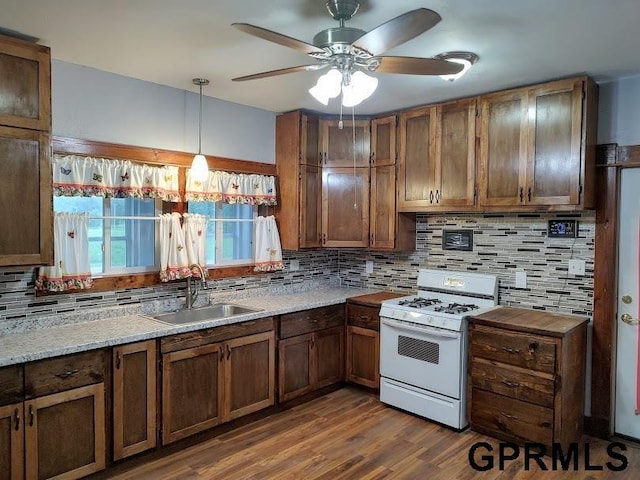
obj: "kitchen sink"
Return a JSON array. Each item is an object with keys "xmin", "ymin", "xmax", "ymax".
[{"xmin": 152, "ymin": 303, "xmax": 261, "ymax": 325}]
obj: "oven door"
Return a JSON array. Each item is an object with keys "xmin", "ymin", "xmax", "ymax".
[{"xmin": 380, "ymin": 317, "xmax": 463, "ymax": 398}]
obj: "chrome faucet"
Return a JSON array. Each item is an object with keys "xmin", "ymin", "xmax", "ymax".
[{"xmin": 185, "ymin": 263, "xmax": 209, "ymax": 309}]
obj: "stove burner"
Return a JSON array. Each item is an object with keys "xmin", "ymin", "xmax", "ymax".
[
  {"xmin": 398, "ymin": 297, "xmax": 442, "ymax": 308},
  {"xmin": 433, "ymin": 303, "xmax": 479, "ymax": 314}
]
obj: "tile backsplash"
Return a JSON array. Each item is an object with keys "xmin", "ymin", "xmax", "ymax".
[{"xmin": 0, "ymin": 212, "xmax": 595, "ymax": 323}]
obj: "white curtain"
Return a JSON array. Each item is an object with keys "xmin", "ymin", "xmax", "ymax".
[
  {"xmin": 185, "ymin": 169, "xmax": 277, "ymax": 206},
  {"xmin": 254, "ymin": 216, "xmax": 284, "ymax": 272},
  {"xmin": 36, "ymin": 213, "xmax": 93, "ymax": 292},
  {"xmin": 159, "ymin": 213, "xmax": 192, "ymax": 282},
  {"xmin": 182, "ymin": 213, "xmax": 208, "ymax": 277},
  {"xmin": 53, "ymin": 154, "xmax": 181, "ymax": 202}
]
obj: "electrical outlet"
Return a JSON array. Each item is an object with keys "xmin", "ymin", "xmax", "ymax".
[
  {"xmin": 515, "ymin": 271, "xmax": 527, "ymax": 289},
  {"xmin": 568, "ymin": 259, "xmax": 586, "ymax": 275},
  {"xmin": 289, "ymin": 260, "xmax": 300, "ymax": 271},
  {"xmin": 365, "ymin": 261, "xmax": 374, "ymax": 274}
]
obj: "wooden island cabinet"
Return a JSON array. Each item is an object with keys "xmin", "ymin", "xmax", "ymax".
[{"xmin": 468, "ymin": 307, "xmax": 588, "ymax": 449}]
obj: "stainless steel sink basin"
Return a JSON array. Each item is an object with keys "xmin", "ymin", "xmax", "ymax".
[{"xmin": 152, "ymin": 303, "xmax": 261, "ymax": 325}]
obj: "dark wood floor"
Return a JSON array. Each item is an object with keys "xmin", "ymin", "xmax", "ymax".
[{"xmin": 102, "ymin": 387, "xmax": 640, "ymax": 479}]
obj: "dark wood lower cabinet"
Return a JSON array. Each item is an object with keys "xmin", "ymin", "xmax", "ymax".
[
  {"xmin": 113, "ymin": 340, "xmax": 157, "ymax": 460},
  {"xmin": 0, "ymin": 403, "xmax": 23, "ymax": 480},
  {"xmin": 314, "ymin": 327, "xmax": 344, "ymax": 389},
  {"xmin": 346, "ymin": 326, "xmax": 379, "ymax": 389}
]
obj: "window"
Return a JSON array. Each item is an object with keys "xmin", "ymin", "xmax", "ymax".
[
  {"xmin": 187, "ymin": 202, "xmax": 256, "ymax": 266},
  {"xmin": 53, "ymin": 197, "xmax": 160, "ymax": 275}
]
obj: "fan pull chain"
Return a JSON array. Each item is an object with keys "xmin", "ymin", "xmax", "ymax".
[
  {"xmin": 352, "ymin": 106, "xmax": 357, "ymax": 210},
  {"xmin": 338, "ymin": 101, "xmax": 344, "ymax": 129}
]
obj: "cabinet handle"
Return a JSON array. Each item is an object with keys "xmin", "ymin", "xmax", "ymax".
[
  {"xmin": 501, "ymin": 412, "xmax": 518, "ymax": 420},
  {"xmin": 323, "ymin": 152, "xmax": 327, "ymax": 165},
  {"xmin": 370, "ymin": 152, "xmax": 375, "ymax": 164},
  {"xmin": 435, "ymin": 190, "xmax": 440, "ymax": 203},
  {"xmin": 500, "ymin": 380, "xmax": 520, "ymax": 388},
  {"xmin": 322, "ymin": 233, "xmax": 327, "ymax": 245},
  {"xmin": 28, "ymin": 405, "xmax": 34, "ymax": 427},
  {"xmin": 501, "ymin": 346, "xmax": 521, "ymax": 354},
  {"xmin": 55, "ymin": 368, "xmax": 80, "ymax": 379},
  {"xmin": 14, "ymin": 408, "xmax": 20, "ymax": 431},
  {"xmin": 310, "ymin": 338, "xmax": 315, "ymax": 349},
  {"xmin": 527, "ymin": 187, "xmax": 532, "ymax": 202},
  {"xmin": 359, "ymin": 315, "xmax": 371, "ymax": 321},
  {"xmin": 226, "ymin": 344, "xmax": 231, "ymax": 360},
  {"xmin": 519, "ymin": 187, "xmax": 523, "ymax": 203},
  {"xmin": 116, "ymin": 351, "xmax": 121, "ymax": 370},
  {"xmin": 429, "ymin": 190, "xmax": 434, "ymax": 204}
]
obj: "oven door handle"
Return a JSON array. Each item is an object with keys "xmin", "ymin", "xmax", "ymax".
[{"xmin": 381, "ymin": 318, "xmax": 460, "ymax": 339}]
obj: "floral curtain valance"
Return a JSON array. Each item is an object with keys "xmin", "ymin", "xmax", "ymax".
[
  {"xmin": 185, "ymin": 169, "xmax": 277, "ymax": 206},
  {"xmin": 53, "ymin": 154, "xmax": 181, "ymax": 202}
]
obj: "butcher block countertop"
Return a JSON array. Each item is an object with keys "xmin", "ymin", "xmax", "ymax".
[
  {"xmin": 469, "ymin": 306, "xmax": 588, "ymax": 337},
  {"xmin": 346, "ymin": 291, "xmax": 406, "ymax": 307}
]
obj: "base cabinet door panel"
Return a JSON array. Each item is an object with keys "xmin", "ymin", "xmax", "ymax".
[
  {"xmin": 225, "ymin": 332, "xmax": 275, "ymax": 421},
  {"xmin": 278, "ymin": 334, "xmax": 313, "ymax": 402},
  {"xmin": 346, "ymin": 326, "xmax": 379, "ymax": 389},
  {"xmin": 314, "ymin": 327, "xmax": 344, "ymax": 389},
  {"xmin": 25, "ymin": 383, "xmax": 106, "ymax": 480},
  {"xmin": 162, "ymin": 344, "xmax": 223, "ymax": 445},
  {"xmin": 113, "ymin": 340, "xmax": 157, "ymax": 460},
  {"xmin": 0, "ymin": 403, "xmax": 24, "ymax": 480}
]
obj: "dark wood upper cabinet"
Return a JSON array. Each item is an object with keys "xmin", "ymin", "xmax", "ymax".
[
  {"xmin": 371, "ymin": 116, "xmax": 396, "ymax": 167},
  {"xmin": 0, "ymin": 34, "xmax": 53, "ymax": 267},
  {"xmin": 320, "ymin": 119, "xmax": 370, "ymax": 167},
  {"xmin": 0, "ymin": 34, "xmax": 51, "ymax": 131},
  {"xmin": 478, "ymin": 76, "xmax": 597, "ymax": 210}
]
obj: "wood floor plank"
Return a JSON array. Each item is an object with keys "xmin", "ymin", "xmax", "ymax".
[{"xmin": 92, "ymin": 387, "xmax": 640, "ymax": 480}]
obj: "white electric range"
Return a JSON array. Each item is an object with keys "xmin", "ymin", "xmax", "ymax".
[{"xmin": 379, "ymin": 269, "xmax": 499, "ymax": 430}]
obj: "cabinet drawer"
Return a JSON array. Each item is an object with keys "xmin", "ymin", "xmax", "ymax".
[
  {"xmin": 161, "ymin": 317, "xmax": 274, "ymax": 353},
  {"xmin": 470, "ymin": 326, "xmax": 556, "ymax": 374},
  {"xmin": 25, "ymin": 350, "xmax": 106, "ymax": 399},
  {"xmin": 279, "ymin": 304, "xmax": 344, "ymax": 339},
  {"xmin": 346, "ymin": 304, "xmax": 380, "ymax": 330},
  {"xmin": 0, "ymin": 364, "xmax": 23, "ymax": 405},
  {"xmin": 470, "ymin": 389, "xmax": 553, "ymax": 446},
  {"xmin": 470, "ymin": 357, "xmax": 555, "ymax": 408}
]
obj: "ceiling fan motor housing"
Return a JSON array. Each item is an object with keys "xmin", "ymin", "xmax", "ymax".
[
  {"xmin": 326, "ymin": 0, "xmax": 360, "ymax": 21},
  {"xmin": 313, "ymin": 27, "xmax": 366, "ymax": 50}
]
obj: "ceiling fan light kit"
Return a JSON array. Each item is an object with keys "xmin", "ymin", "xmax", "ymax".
[
  {"xmin": 232, "ymin": 1, "xmax": 468, "ymax": 107},
  {"xmin": 433, "ymin": 51, "xmax": 479, "ymax": 81},
  {"xmin": 191, "ymin": 77, "xmax": 210, "ymax": 182}
]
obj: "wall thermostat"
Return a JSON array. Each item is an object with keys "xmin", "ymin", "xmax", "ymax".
[{"xmin": 548, "ymin": 220, "xmax": 578, "ymax": 238}]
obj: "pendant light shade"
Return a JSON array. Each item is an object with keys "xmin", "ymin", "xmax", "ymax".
[{"xmin": 191, "ymin": 78, "xmax": 210, "ymax": 181}]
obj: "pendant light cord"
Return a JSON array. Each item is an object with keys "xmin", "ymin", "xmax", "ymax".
[{"xmin": 198, "ymin": 82, "xmax": 203, "ymax": 155}]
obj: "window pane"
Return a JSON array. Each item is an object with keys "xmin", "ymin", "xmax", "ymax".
[
  {"xmin": 109, "ymin": 198, "xmax": 156, "ymax": 269},
  {"xmin": 220, "ymin": 204, "xmax": 254, "ymax": 262},
  {"xmin": 188, "ymin": 201, "xmax": 217, "ymax": 265},
  {"xmin": 53, "ymin": 196, "xmax": 104, "ymax": 273}
]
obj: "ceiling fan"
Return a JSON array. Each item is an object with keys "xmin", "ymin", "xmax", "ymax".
[{"xmin": 231, "ymin": 0, "xmax": 464, "ymax": 85}]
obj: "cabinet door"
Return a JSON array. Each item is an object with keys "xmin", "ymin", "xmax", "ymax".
[
  {"xmin": 525, "ymin": 78, "xmax": 584, "ymax": 206},
  {"xmin": 224, "ymin": 332, "xmax": 275, "ymax": 421},
  {"xmin": 300, "ymin": 164, "xmax": 322, "ymax": 248},
  {"xmin": 478, "ymin": 89, "xmax": 529, "ymax": 207},
  {"xmin": 346, "ymin": 326, "xmax": 379, "ymax": 389},
  {"xmin": 370, "ymin": 165, "xmax": 395, "ymax": 249},
  {"xmin": 371, "ymin": 115, "xmax": 396, "ymax": 166},
  {"xmin": 314, "ymin": 326, "xmax": 344, "ymax": 389},
  {"xmin": 435, "ymin": 99, "xmax": 477, "ymax": 208},
  {"xmin": 0, "ymin": 126, "xmax": 52, "ymax": 266},
  {"xmin": 320, "ymin": 119, "xmax": 370, "ymax": 167},
  {"xmin": 0, "ymin": 35, "xmax": 51, "ymax": 131},
  {"xmin": 0, "ymin": 403, "xmax": 23, "ymax": 480},
  {"xmin": 161, "ymin": 343, "xmax": 223, "ymax": 444},
  {"xmin": 113, "ymin": 340, "xmax": 157, "ymax": 461},
  {"xmin": 398, "ymin": 106, "xmax": 437, "ymax": 209},
  {"xmin": 301, "ymin": 113, "xmax": 320, "ymax": 165},
  {"xmin": 25, "ymin": 383, "xmax": 106, "ymax": 480},
  {"xmin": 322, "ymin": 167, "xmax": 369, "ymax": 247},
  {"xmin": 278, "ymin": 334, "xmax": 313, "ymax": 402}
]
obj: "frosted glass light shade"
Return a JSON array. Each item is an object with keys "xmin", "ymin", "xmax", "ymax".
[
  {"xmin": 342, "ymin": 71, "xmax": 378, "ymax": 107},
  {"xmin": 190, "ymin": 154, "xmax": 209, "ymax": 181},
  {"xmin": 309, "ymin": 69, "xmax": 342, "ymax": 105}
]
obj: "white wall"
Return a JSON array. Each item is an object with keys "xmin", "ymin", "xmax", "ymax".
[
  {"xmin": 51, "ymin": 61, "xmax": 276, "ymax": 163},
  {"xmin": 597, "ymin": 73, "xmax": 640, "ymax": 146}
]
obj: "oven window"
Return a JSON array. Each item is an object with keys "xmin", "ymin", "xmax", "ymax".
[{"xmin": 398, "ymin": 336, "xmax": 440, "ymax": 364}]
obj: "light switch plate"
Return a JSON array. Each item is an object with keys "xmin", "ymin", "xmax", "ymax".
[
  {"xmin": 365, "ymin": 261, "xmax": 374, "ymax": 274},
  {"xmin": 515, "ymin": 271, "xmax": 527, "ymax": 288},
  {"xmin": 568, "ymin": 259, "xmax": 586, "ymax": 275},
  {"xmin": 289, "ymin": 260, "xmax": 300, "ymax": 271}
]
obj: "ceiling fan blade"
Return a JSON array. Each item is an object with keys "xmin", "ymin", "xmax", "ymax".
[
  {"xmin": 232, "ymin": 64, "xmax": 328, "ymax": 82},
  {"xmin": 232, "ymin": 23, "xmax": 325, "ymax": 55},
  {"xmin": 352, "ymin": 8, "xmax": 442, "ymax": 56},
  {"xmin": 374, "ymin": 56, "xmax": 464, "ymax": 76}
]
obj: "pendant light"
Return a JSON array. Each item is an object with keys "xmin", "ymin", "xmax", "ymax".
[{"xmin": 191, "ymin": 78, "xmax": 210, "ymax": 181}]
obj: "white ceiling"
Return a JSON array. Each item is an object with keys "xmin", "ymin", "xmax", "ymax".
[{"xmin": 2, "ymin": 0, "xmax": 640, "ymax": 115}]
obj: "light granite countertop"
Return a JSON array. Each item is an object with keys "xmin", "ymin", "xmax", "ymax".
[{"xmin": 0, "ymin": 284, "xmax": 380, "ymax": 367}]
